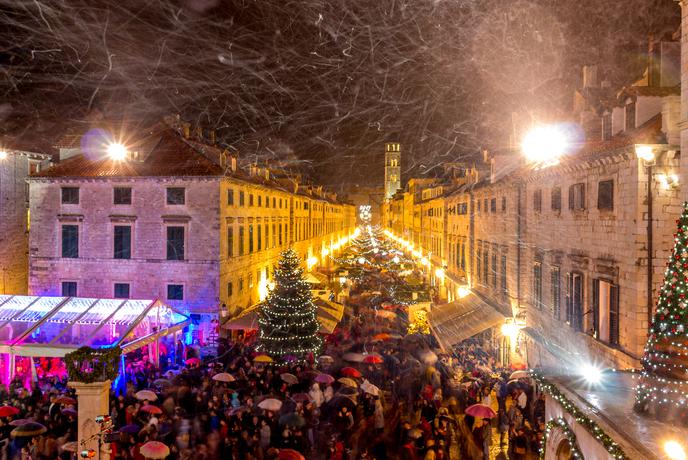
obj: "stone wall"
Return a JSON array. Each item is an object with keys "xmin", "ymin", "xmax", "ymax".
[{"xmin": 28, "ymin": 177, "xmax": 221, "ymax": 314}]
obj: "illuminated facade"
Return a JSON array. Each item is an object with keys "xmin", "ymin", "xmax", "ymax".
[{"xmin": 384, "ymin": 142, "xmax": 401, "ymax": 200}]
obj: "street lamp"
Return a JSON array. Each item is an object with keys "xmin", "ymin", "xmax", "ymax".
[
  {"xmin": 521, "ymin": 125, "xmax": 568, "ymax": 164},
  {"xmin": 636, "ymin": 144, "xmax": 656, "ymax": 330},
  {"xmin": 106, "ymin": 142, "xmax": 127, "ymax": 160}
]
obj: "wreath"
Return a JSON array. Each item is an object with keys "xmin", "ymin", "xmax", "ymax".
[
  {"xmin": 540, "ymin": 418, "xmax": 583, "ymax": 460},
  {"xmin": 64, "ymin": 346, "xmax": 122, "ymax": 383}
]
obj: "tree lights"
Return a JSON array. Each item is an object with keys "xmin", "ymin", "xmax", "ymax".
[
  {"xmin": 257, "ymin": 249, "xmax": 322, "ymax": 361},
  {"xmin": 636, "ymin": 202, "xmax": 688, "ymax": 416}
]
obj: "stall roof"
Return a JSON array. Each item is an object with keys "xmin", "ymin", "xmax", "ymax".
[
  {"xmin": 0, "ymin": 295, "xmax": 189, "ymax": 357},
  {"xmin": 223, "ymin": 299, "xmax": 344, "ymax": 334},
  {"xmin": 428, "ymin": 293, "xmax": 505, "ymax": 350}
]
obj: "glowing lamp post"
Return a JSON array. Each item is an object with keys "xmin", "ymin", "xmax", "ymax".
[
  {"xmin": 106, "ymin": 142, "xmax": 127, "ymax": 160},
  {"xmin": 665, "ymin": 440, "xmax": 687, "ymax": 460},
  {"xmin": 521, "ymin": 125, "xmax": 568, "ymax": 165}
]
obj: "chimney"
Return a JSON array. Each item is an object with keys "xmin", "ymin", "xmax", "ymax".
[
  {"xmin": 209, "ymin": 130, "xmax": 216, "ymax": 145},
  {"xmin": 230, "ymin": 155, "xmax": 237, "ymax": 172},
  {"xmin": 182, "ymin": 123, "xmax": 191, "ymax": 139},
  {"xmin": 582, "ymin": 65, "xmax": 598, "ymax": 88}
]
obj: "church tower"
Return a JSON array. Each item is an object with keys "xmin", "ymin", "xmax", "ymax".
[{"xmin": 384, "ymin": 142, "xmax": 401, "ymax": 199}]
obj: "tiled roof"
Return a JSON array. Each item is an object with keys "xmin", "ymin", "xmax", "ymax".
[{"xmin": 32, "ymin": 126, "xmax": 225, "ymax": 178}]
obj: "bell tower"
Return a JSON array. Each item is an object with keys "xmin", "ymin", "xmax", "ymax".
[{"xmin": 384, "ymin": 142, "xmax": 401, "ymax": 199}]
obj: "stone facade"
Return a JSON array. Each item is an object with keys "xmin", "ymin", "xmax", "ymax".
[
  {"xmin": 28, "ymin": 177, "xmax": 222, "ymax": 314},
  {"xmin": 0, "ymin": 150, "xmax": 51, "ymax": 295}
]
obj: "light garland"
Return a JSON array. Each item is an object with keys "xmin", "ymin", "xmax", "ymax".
[
  {"xmin": 540, "ymin": 418, "xmax": 583, "ymax": 460},
  {"xmin": 531, "ymin": 370, "xmax": 628, "ymax": 460}
]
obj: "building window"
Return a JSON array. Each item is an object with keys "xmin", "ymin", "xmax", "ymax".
[
  {"xmin": 273, "ymin": 197, "xmax": 276, "ymax": 208},
  {"xmin": 227, "ymin": 227, "xmax": 234, "ymax": 257},
  {"xmin": 114, "ymin": 187, "xmax": 132, "ymax": 205},
  {"xmin": 113, "ymin": 225, "xmax": 132, "ymax": 259},
  {"xmin": 227, "ymin": 189, "xmax": 234, "ymax": 206},
  {"xmin": 460, "ymin": 243, "xmax": 466, "ymax": 270},
  {"xmin": 566, "ymin": 272, "xmax": 584, "ymax": 332},
  {"xmin": 258, "ymin": 196, "xmax": 262, "ymax": 207},
  {"xmin": 551, "ymin": 268, "xmax": 561, "ymax": 319},
  {"xmin": 249, "ymin": 224, "xmax": 254, "ymax": 253},
  {"xmin": 272, "ymin": 223, "xmax": 277, "ymax": 248},
  {"xmin": 533, "ymin": 263, "xmax": 543, "ymax": 310},
  {"xmin": 602, "ymin": 113, "xmax": 612, "ymax": 140},
  {"xmin": 568, "ymin": 183, "xmax": 586, "ymax": 211},
  {"xmin": 279, "ymin": 224, "xmax": 283, "ymax": 245},
  {"xmin": 166, "ymin": 187, "xmax": 185, "ymax": 205},
  {"xmin": 239, "ymin": 191, "xmax": 245, "ymax": 206},
  {"xmin": 501, "ymin": 197, "xmax": 506, "ymax": 212},
  {"xmin": 61, "ymin": 281, "xmax": 77, "ymax": 297},
  {"xmin": 592, "ymin": 279, "xmax": 620, "ymax": 345},
  {"xmin": 533, "ymin": 190, "xmax": 542, "ymax": 212},
  {"xmin": 166, "ymin": 226, "xmax": 185, "ymax": 260},
  {"xmin": 477, "ymin": 201, "xmax": 481, "ymax": 212},
  {"xmin": 491, "ymin": 253, "xmax": 497, "ymax": 287},
  {"xmin": 114, "ymin": 283, "xmax": 130, "ymax": 299},
  {"xmin": 625, "ymin": 101, "xmax": 636, "ymax": 130},
  {"xmin": 476, "ymin": 249, "xmax": 482, "ymax": 282},
  {"xmin": 61, "ymin": 187, "xmax": 79, "ymax": 204},
  {"xmin": 239, "ymin": 226, "xmax": 245, "ymax": 255},
  {"xmin": 551, "ymin": 187, "xmax": 561, "ymax": 212},
  {"xmin": 249, "ymin": 194, "xmax": 254, "ymax": 206},
  {"xmin": 265, "ymin": 225, "xmax": 269, "ymax": 249},
  {"xmin": 257, "ymin": 224, "xmax": 262, "ymax": 251},
  {"xmin": 597, "ymin": 179, "xmax": 614, "ymax": 211},
  {"xmin": 227, "ymin": 282, "xmax": 233, "ymax": 297},
  {"xmin": 501, "ymin": 255, "xmax": 507, "ymax": 296},
  {"xmin": 167, "ymin": 284, "xmax": 184, "ymax": 300},
  {"xmin": 483, "ymin": 250, "xmax": 488, "ymax": 284},
  {"xmin": 490, "ymin": 198, "xmax": 496, "ymax": 213},
  {"xmin": 483, "ymin": 199, "xmax": 488, "ymax": 212},
  {"xmin": 265, "ymin": 196, "xmax": 270, "ymax": 208},
  {"xmin": 61, "ymin": 225, "xmax": 79, "ymax": 258},
  {"xmin": 239, "ymin": 278, "xmax": 244, "ymax": 292}
]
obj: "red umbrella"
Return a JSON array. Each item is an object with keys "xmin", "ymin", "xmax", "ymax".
[
  {"xmin": 140, "ymin": 405, "xmax": 163, "ymax": 415},
  {"xmin": 465, "ymin": 404, "xmax": 496, "ymax": 419},
  {"xmin": 185, "ymin": 358, "xmax": 201, "ymax": 366},
  {"xmin": 278, "ymin": 449, "xmax": 305, "ymax": 460},
  {"xmin": 54, "ymin": 396, "xmax": 76, "ymax": 405},
  {"xmin": 341, "ymin": 367, "xmax": 362, "ymax": 378},
  {"xmin": 363, "ymin": 355, "xmax": 383, "ymax": 364},
  {"xmin": 0, "ymin": 406, "xmax": 19, "ymax": 417},
  {"xmin": 314, "ymin": 374, "xmax": 334, "ymax": 384},
  {"xmin": 139, "ymin": 441, "xmax": 170, "ymax": 459}
]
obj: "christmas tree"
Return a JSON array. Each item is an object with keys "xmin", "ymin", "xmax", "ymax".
[
  {"xmin": 257, "ymin": 249, "xmax": 322, "ymax": 360},
  {"xmin": 636, "ymin": 202, "xmax": 688, "ymax": 418}
]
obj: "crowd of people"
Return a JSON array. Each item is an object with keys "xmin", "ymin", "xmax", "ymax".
[{"xmin": 0, "ymin": 234, "xmax": 545, "ymax": 460}]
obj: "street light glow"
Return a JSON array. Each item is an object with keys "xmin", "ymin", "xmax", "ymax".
[
  {"xmin": 664, "ymin": 440, "xmax": 686, "ymax": 460},
  {"xmin": 521, "ymin": 125, "xmax": 568, "ymax": 164},
  {"xmin": 580, "ymin": 363, "xmax": 604, "ymax": 385},
  {"xmin": 0, "ymin": 150, "xmax": 7, "ymax": 161},
  {"xmin": 107, "ymin": 142, "xmax": 127, "ymax": 160},
  {"xmin": 635, "ymin": 144, "xmax": 655, "ymax": 163}
]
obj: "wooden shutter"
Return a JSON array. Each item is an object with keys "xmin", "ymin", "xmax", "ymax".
[
  {"xmin": 610, "ymin": 284, "xmax": 620, "ymax": 345},
  {"xmin": 568, "ymin": 186, "xmax": 574, "ymax": 210},
  {"xmin": 592, "ymin": 279, "xmax": 600, "ymax": 338}
]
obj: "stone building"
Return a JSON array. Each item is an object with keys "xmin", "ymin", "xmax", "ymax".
[{"xmin": 0, "ymin": 148, "xmax": 52, "ymax": 295}]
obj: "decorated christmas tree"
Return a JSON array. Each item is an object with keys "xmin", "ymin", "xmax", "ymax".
[
  {"xmin": 636, "ymin": 202, "xmax": 688, "ymax": 418},
  {"xmin": 257, "ymin": 249, "xmax": 322, "ymax": 360}
]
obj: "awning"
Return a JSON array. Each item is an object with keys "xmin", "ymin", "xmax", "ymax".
[
  {"xmin": 427, "ymin": 293, "xmax": 505, "ymax": 350},
  {"xmin": 223, "ymin": 300, "xmax": 344, "ymax": 334}
]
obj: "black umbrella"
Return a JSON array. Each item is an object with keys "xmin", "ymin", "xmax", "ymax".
[
  {"xmin": 11, "ymin": 422, "xmax": 47, "ymax": 437},
  {"xmin": 118, "ymin": 424, "xmax": 141, "ymax": 434},
  {"xmin": 279, "ymin": 413, "xmax": 306, "ymax": 428}
]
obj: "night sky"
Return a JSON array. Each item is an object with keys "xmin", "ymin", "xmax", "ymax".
[{"xmin": 0, "ymin": 0, "xmax": 679, "ymax": 185}]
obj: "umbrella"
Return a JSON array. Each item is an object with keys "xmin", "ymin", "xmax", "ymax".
[
  {"xmin": 372, "ymin": 333, "xmax": 391, "ymax": 341},
  {"xmin": 408, "ymin": 428, "xmax": 423, "ymax": 439},
  {"xmin": 338, "ymin": 387, "xmax": 358, "ymax": 397},
  {"xmin": 119, "ymin": 424, "xmax": 141, "ymax": 434},
  {"xmin": 11, "ymin": 422, "xmax": 47, "ymax": 437},
  {"xmin": 258, "ymin": 398, "xmax": 282, "ymax": 412},
  {"xmin": 279, "ymin": 413, "xmax": 306, "ymax": 427},
  {"xmin": 140, "ymin": 405, "xmax": 163, "ymax": 415},
  {"xmin": 419, "ymin": 350, "xmax": 438, "ymax": 365},
  {"xmin": 343, "ymin": 352, "xmax": 364, "ymax": 363},
  {"xmin": 0, "ymin": 406, "xmax": 19, "ymax": 417},
  {"xmin": 185, "ymin": 357, "xmax": 201, "ymax": 366},
  {"xmin": 375, "ymin": 310, "xmax": 396, "ymax": 319},
  {"xmin": 341, "ymin": 367, "xmax": 362, "ymax": 378},
  {"xmin": 278, "ymin": 449, "xmax": 306, "ymax": 460},
  {"xmin": 54, "ymin": 396, "xmax": 76, "ymax": 405},
  {"xmin": 280, "ymin": 373, "xmax": 299, "ymax": 385},
  {"xmin": 153, "ymin": 379, "xmax": 171, "ymax": 387},
  {"xmin": 299, "ymin": 370, "xmax": 320, "ymax": 380},
  {"xmin": 361, "ymin": 381, "xmax": 380, "ymax": 396},
  {"xmin": 140, "ymin": 441, "xmax": 170, "ymax": 459},
  {"xmin": 9, "ymin": 419, "xmax": 32, "ymax": 426},
  {"xmin": 135, "ymin": 390, "xmax": 158, "ymax": 402},
  {"xmin": 328, "ymin": 395, "xmax": 356, "ymax": 411},
  {"xmin": 509, "ymin": 370, "xmax": 530, "ymax": 380},
  {"xmin": 291, "ymin": 393, "xmax": 311, "ymax": 403},
  {"xmin": 318, "ymin": 355, "xmax": 334, "ymax": 364},
  {"xmin": 465, "ymin": 404, "xmax": 496, "ymax": 419},
  {"xmin": 315, "ymin": 374, "xmax": 335, "ymax": 384},
  {"xmin": 60, "ymin": 442, "xmax": 78, "ymax": 453},
  {"xmin": 254, "ymin": 354, "xmax": 274, "ymax": 363},
  {"xmin": 212, "ymin": 373, "xmax": 235, "ymax": 383},
  {"xmin": 338, "ymin": 377, "xmax": 358, "ymax": 388},
  {"xmin": 363, "ymin": 355, "xmax": 383, "ymax": 364},
  {"xmin": 61, "ymin": 408, "xmax": 77, "ymax": 417}
]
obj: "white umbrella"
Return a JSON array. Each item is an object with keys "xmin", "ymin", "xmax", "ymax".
[
  {"xmin": 418, "ymin": 350, "xmax": 438, "ymax": 365},
  {"xmin": 135, "ymin": 390, "xmax": 158, "ymax": 402},
  {"xmin": 258, "ymin": 398, "xmax": 282, "ymax": 412},
  {"xmin": 343, "ymin": 352, "xmax": 364, "ymax": 363},
  {"xmin": 212, "ymin": 373, "xmax": 235, "ymax": 383},
  {"xmin": 361, "ymin": 380, "xmax": 380, "ymax": 396},
  {"xmin": 509, "ymin": 370, "xmax": 530, "ymax": 380}
]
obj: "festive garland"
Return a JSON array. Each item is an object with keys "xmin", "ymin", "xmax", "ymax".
[
  {"xmin": 540, "ymin": 418, "xmax": 583, "ymax": 460},
  {"xmin": 65, "ymin": 346, "xmax": 122, "ymax": 383},
  {"xmin": 531, "ymin": 370, "xmax": 628, "ymax": 460}
]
